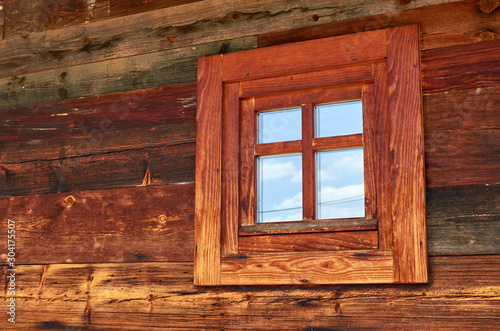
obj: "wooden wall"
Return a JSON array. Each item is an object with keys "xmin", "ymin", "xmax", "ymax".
[{"xmin": 1, "ymin": 0, "xmax": 499, "ymax": 329}]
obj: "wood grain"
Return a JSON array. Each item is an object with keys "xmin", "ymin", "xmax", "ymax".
[
  {"xmin": 254, "ymin": 140, "xmax": 301, "ymax": 156},
  {"xmin": 386, "ymin": 25, "xmax": 428, "ymax": 283},
  {"xmin": 0, "ymin": 142, "xmax": 195, "ymax": 197},
  {"xmin": 1, "ymin": 256, "xmax": 499, "ymax": 330},
  {"xmin": 223, "ymin": 29, "xmax": 386, "ymax": 82},
  {"xmin": 259, "ymin": 0, "xmax": 499, "ymax": 52},
  {"xmin": 194, "ymin": 55, "xmax": 223, "ymax": 285},
  {"xmin": 221, "ymin": 82, "xmax": 240, "ymax": 255},
  {"xmin": 312, "ymin": 134, "xmax": 363, "ymax": 151},
  {"xmin": 0, "ymin": 0, "xmax": 452, "ymax": 78},
  {"xmin": 302, "ymin": 104, "xmax": 314, "ymax": 220},
  {"xmin": 221, "ymin": 250, "xmax": 394, "ymax": 285},
  {"xmin": 254, "ymin": 84, "xmax": 362, "ymax": 111},
  {"xmin": 0, "ymin": 184, "xmax": 195, "ymax": 264},
  {"xmin": 239, "ymin": 63, "xmax": 373, "ymax": 98},
  {"xmin": 422, "ymin": 38, "xmax": 500, "ymax": 93},
  {"xmin": 424, "ymin": 86, "xmax": 500, "ymax": 188},
  {"xmin": 0, "ymin": 36, "xmax": 256, "ymax": 108},
  {"xmin": 0, "ymin": 82, "xmax": 197, "ymax": 164},
  {"xmin": 239, "ymin": 98, "xmax": 256, "ymax": 226},
  {"xmin": 239, "ymin": 219, "xmax": 377, "ymax": 236}
]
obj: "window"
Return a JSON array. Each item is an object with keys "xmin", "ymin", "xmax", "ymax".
[{"xmin": 195, "ymin": 25, "xmax": 428, "ymax": 285}]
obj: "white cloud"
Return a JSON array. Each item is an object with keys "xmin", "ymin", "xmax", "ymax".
[{"xmin": 317, "ymin": 150, "xmax": 363, "ymax": 182}]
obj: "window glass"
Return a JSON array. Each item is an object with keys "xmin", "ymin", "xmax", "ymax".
[
  {"xmin": 315, "ymin": 100, "xmax": 362, "ymax": 138},
  {"xmin": 257, "ymin": 154, "xmax": 302, "ymax": 223},
  {"xmin": 257, "ymin": 107, "xmax": 301, "ymax": 144},
  {"xmin": 316, "ymin": 148, "xmax": 365, "ymax": 219}
]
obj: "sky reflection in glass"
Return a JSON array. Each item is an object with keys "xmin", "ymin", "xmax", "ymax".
[
  {"xmin": 257, "ymin": 107, "xmax": 302, "ymax": 144},
  {"xmin": 257, "ymin": 154, "xmax": 302, "ymax": 223},
  {"xmin": 315, "ymin": 100, "xmax": 363, "ymax": 138},
  {"xmin": 316, "ymin": 148, "xmax": 365, "ymax": 220}
]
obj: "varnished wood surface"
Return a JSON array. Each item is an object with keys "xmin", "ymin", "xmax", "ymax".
[
  {"xmin": 386, "ymin": 25, "xmax": 428, "ymax": 283},
  {"xmin": 194, "ymin": 55, "xmax": 223, "ymax": 285},
  {"xmin": 221, "ymin": 250, "xmax": 394, "ymax": 285},
  {"xmin": 3, "ymin": 255, "xmax": 498, "ymax": 330}
]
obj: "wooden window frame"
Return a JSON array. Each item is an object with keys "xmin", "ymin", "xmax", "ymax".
[{"xmin": 195, "ymin": 25, "xmax": 428, "ymax": 286}]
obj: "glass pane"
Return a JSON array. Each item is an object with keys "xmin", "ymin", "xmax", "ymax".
[
  {"xmin": 316, "ymin": 148, "xmax": 365, "ymax": 219},
  {"xmin": 257, "ymin": 107, "xmax": 301, "ymax": 144},
  {"xmin": 315, "ymin": 100, "xmax": 363, "ymax": 138},
  {"xmin": 257, "ymin": 154, "xmax": 302, "ymax": 223}
]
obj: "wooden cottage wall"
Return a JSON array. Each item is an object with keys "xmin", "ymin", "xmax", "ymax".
[{"xmin": 0, "ymin": 0, "xmax": 499, "ymax": 329}]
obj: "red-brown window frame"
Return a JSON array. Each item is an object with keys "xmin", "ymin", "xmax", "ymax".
[{"xmin": 195, "ymin": 25, "xmax": 428, "ymax": 286}]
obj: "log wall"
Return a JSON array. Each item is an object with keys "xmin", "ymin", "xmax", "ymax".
[{"xmin": 1, "ymin": 0, "xmax": 499, "ymax": 329}]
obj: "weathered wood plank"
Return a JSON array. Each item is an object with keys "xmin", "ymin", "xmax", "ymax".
[
  {"xmin": 427, "ymin": 184, "xmax": 500, "ymax": 255},
  {"xmin": 2, "ymin": 256, "xmax": 499, "ymax": 330},
  {"xmin": 0, "ymin": 36, "xmax": 256, "ymax": 108},
  {"xmin": 424, "ymin": 86, "xmax": 500, "ymax": 187},
  {"xmin": 1, "ymin": 184, "xmax": 495, "ymax": 266},
  {"xmin": 422, "ymin": 38, "xmax": 500, "ymax": 93},
  {"xmin": 259, "ymin": 0, "xmax": 499, "ymax": 51},
  {"xmin": 0, "ymin": 142, "xmax": 195, "ymax": 196},
  {"xmin": 3, "ymin": 0, "xmax": 203, "ymax": 40},
  {"xmin": 0, "ymin": 82, "xmax": 197, "ymax": 163},
  {"xmin": 0, "ymin": 1, "xmax": 5, "ymax": 40},
  {"xmin": 0, "ymin": 0, "xmax": 457, "ymax": 78},
  {"xmin": 0, "ymin": 184, "xmax": 194, "ymax": 264}
]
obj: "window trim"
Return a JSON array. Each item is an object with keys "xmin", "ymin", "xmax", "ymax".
[{"xmin": 195, "ymin": 25, "xmax": 428, "ymax": 286}]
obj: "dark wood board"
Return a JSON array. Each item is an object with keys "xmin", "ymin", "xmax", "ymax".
[
  {"xmin": 0, "ymin": 36, "xmax": 256, "ymax": 108},
  {"xmin": 1, "ymin": 256, "xmax": 499, "ymax": 330},
  {"xmin": 0, "ymin": 82, "xmax": 197, "ymax": 163},
  {"xmin": 0, "ymin": 142, "xmax": 195, "ymax": 196},
  {"xmin": 259, "ymin": 0, "xmax": 499, "ymax": 51},
  {"xmin": 0, "ymin": 0, "xmax": 475, "ymax": 78},
  {"xmin": 422, "ymin": 38, "xmax": 500, "ymax": 93},
  {"xmin": 0, "ymin": 184, "xmax": 195, "ymax": 264},
  {"xmin": 424, "ymin": 85, "xmax": 500, "ymax": 188}
]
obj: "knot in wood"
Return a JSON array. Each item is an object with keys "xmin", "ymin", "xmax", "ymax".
[{"xmin": 478, "ymin": 0, "xmax": 499, "ymax": 13}]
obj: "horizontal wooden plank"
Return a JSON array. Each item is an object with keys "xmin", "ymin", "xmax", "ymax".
[
  {"xmin": 0, "ymin": 82, "xmax": 197, "ymax": 163},
  {"xmin": 239, "ymin": 230, "xmax": 378, "ymax": 252},
  {"xmin": 0, "ymin": 142, "xmax": 195, "ymax": 197},
  {"xmin": 0, "ymin": 37, "xmax": 256, "ymax": 108},
  {"xmin": 259, "ymin": 1, "xmax": 499, "ymax": 52},
  {"xmin": 0, "ymin": 184, "xmax": 195, "ymax": 264},
  {"xmin": 422, "ymin": 39, "xmax": 500, "ymax": 93},
  {"xmin": 427, "ymin": 183, "xmax": 500, "ymax": 255},
  {"xmin": 239, "ymin": 63, "xmax": 373, "ymax": 98},
  {"xmin": 221, "ymin": 250, "xmax": 394, "ymax": 285},
  {"xmin": 4, "ymin": 255, "xmax": 498, "ymax": 330},
  {"xmin": 0, "ymin": 0, "xmax": 452, "ymax": 78},
  {"xmin": 223, "ymin": 29, "xmax": 386, "ymax": 82},
  {"xmin": 3, "ymin": 0, "xmax": 203, "ymax": 40},
  {"xmin": 239, "ymin": 218, "xmax": 377, "ymax": 236}
]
